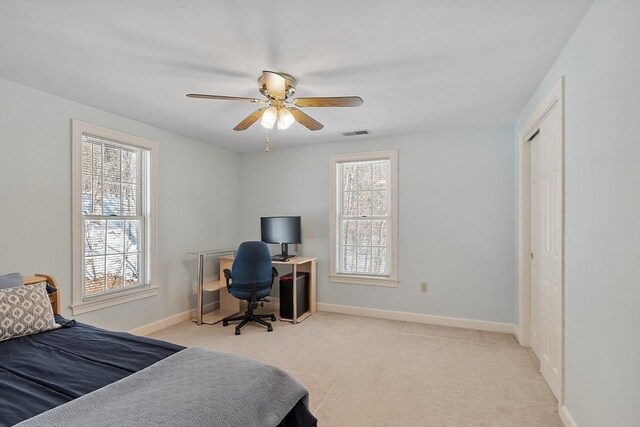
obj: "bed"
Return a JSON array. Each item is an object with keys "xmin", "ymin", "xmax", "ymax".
[{"xmin": 0, "ymin": 274, "xmax": 316, "ymax": 427}]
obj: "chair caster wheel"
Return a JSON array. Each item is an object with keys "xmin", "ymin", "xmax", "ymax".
[
  {"xmin": 267, "ymin": 325, "xmax": 273, "ymax": 332},
  {"xmin": 222, "ymin": 320, "xmax": 228, "ymax": 326},
  {"xmin": 235, "ymin": 328, "xmax": 241, "ymax": 335},
  {"xmin": 270, "ymin": 315, "xmax": 276, "ymax": 321}
]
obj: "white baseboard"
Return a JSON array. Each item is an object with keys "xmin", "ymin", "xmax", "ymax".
[
  {"xmin": 514, "ymin": 326, "xmax": 522, "ymax": 343},
  {"xmin": 559, "ymin": 404, "xmax": 578, "ymax": 427},
  {"xmin": 129, "ymin": 302, "xmax": 218, "ymax": 336},
  {"xmin": 317, "ymin": 302, "xmax": 516, "ymax": 334},
  {"xmin": 130, "ymin": 300, "xmax": 515, "ymax": 336}
]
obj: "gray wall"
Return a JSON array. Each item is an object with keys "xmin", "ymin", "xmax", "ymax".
[
  {"xmin": 239, "ymin": 127, "xmax": 516, "ymax": 324},
  {"xmin": 515, "ymin": 1, "xmax": 640, "ymax": 425},
  {"xmin": 0, "ymin": 78, "xmax": 239, "ymax": 331}
]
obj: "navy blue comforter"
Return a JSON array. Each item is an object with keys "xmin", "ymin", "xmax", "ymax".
[{"xmin": 0, "ymin": 316, "xmax": 183, "ymax": 426}]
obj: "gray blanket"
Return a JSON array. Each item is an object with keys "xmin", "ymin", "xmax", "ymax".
[{"xmin": 17, "ymin": 347, "xmax": 309, "ymax": 427}]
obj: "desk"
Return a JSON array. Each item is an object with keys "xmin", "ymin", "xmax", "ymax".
[
  {"xmin": 220, "ymin": 255, "xmax": 317, "ymax": 325},
  {"xmin": 189, "ymin": 249, "xmax": 239, "ymax": 326}
]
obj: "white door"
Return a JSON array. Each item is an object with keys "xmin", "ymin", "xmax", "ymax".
[
  {"xmin": 530, "ymin": 138, "xmax": 541, "ymax": 358},
  {"xmin": 529, "ymin": 102, "xmax": 563, "ymax": 401}
]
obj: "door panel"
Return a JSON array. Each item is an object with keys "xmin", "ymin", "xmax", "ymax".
[
  {"xmin": 530, "ymin": 102, "xmax": 563, "ymax": 401},
  {"xmin": 530, "ymin": 140, "xmax": 540, "ymax": 357}
]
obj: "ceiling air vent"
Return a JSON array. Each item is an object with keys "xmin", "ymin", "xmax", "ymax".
[{"xmin": 341, "ymin": 130, "xmax": 371, "ymax": 137}]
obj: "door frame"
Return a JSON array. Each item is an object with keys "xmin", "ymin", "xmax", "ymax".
[{"xmin": 516, "ymin": 77, "xmax": 565, "ymax": 400}]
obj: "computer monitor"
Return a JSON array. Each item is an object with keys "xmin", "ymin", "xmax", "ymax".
[{"xmin": 260, "ymin": 216, "xmax": 301, "ymax": 261}]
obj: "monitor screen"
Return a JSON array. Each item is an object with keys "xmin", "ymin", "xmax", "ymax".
[{"xmin": 261, "ymin": 216, "xmax": 301, "ymax": 244}]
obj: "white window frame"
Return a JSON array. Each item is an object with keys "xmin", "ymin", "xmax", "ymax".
[
  {"xmin": 329, "ymin": 150, "xmax": 398, "ymax": 287},
  {"xmin": 71, "ymin": 120, "xmax": 158, "ymax": 315}
]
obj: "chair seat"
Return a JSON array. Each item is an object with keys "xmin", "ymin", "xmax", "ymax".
[{"xmin": 231, "ymin": 286, "xmax": 271, "ymax": 301}]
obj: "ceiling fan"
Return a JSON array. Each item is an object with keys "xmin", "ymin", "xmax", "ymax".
[{"xmin": 187, "ymin": 71, "xmax": 363, "ymax": 131}]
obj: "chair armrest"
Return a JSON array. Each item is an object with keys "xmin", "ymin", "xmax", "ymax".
[
  {"xmin": 271, "ymin": 267, "xmax": 279, "ymax": 287},
  {"xmin": 223, "ymin": 269, "xmax": 232, "ymax": 290}
]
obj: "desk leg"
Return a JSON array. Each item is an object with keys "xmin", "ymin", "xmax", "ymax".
[
  {"xmin": 292, "ymin": 263, "xmax": 298, "ymax": 324},
  {"xmin": 196, "ymin": 253, "xmax": 204, "ymax": 326},
  {"xmin": 310, "ymin": 260, "xmax": 316, "ymax": 313}
]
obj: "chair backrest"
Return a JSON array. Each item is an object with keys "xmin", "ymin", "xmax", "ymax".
[{"xmin": 230, "ymin": 241, "xmax": 273, "ymax": 294}]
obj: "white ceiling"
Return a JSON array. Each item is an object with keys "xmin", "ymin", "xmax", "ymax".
[{"xmin": 0, "ymin": 0, "xmax": 591, "ymax": 152}]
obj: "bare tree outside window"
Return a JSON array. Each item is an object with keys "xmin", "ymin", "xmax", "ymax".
[
  {"xmin": 339, "ymin": 159, "xmax": 390, "ymax": 275},
  {"xmin": 82, "ymin": 135, "xmax": 145, "ymax": 297}
]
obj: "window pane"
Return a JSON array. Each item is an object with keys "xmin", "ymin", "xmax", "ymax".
[
  {"xmin": 125, "ymin": 254, "xmax": 140, "ymax": 287},
  {"xmin": 84, "ymin": 220, "xmax": 106, "ymax": 256},
  {"xmin": 91, "ymin": 143, "xmax": 103, "ymax": 215},
  {"xmin": 371, "ymin": 247, "xmax": 388, "ymax": 274},
  {"xmin": 82, "ymin": 140, "xmax": 92, "ymax": 175},
  {"xmin": 122, "ymin": 184, "xmax": 138, "ymax": 216},
  {"xmin": 84, "ymin": 256, "xmax": 105, "ymax": 295},
  {"xmin": 356, "ymin": 246, "xmax": 370, "ymax": 273},
  {"xmin": 342, "ymin": 164, "xmax": 358, "ymax": 192},
  {"xmin": 372, "ymin": 162, "xmax": 388, "ymax": 189},
  {"xmin": 341, "ymin": 220, "xmax": 357, "ymax": 245},
  {"xmin": 357, "ymin": 220, "xmax": 372, "ymax": 246},
  {"xmin": 342, "ymin": 245, "xmax": 356, "ymax": 273},
  {"xmin": 82, "ymin": 176, "xmax": 93, "ymax": 214},
  {"xmin": 357, "ymin": 163, "xmax": 372, "ymax": 190},
  {"xmin": 106, "ymin": 254, "xmax": 124, "ymax": 290},
  {"xmin": 342, "ymin": 191, "xmax": 358, "ymax": 216},
  {"xmin": 358, "ymin": 191, "xmax": 372, "ymax": 217},
  {"xmin": 371, "ymin": 220, "xmax": 388, "ymax": 246},
  {"xmin": 121, "ymin": 149, "xmax": 138, "ymax": 183},
  {"xmin": 91, "ymin": 141, "xmax": 102, "ymax": 179},
  {"xmin": 106, "ymin": 220, "xmax": 124, "ymax": 254},
  {"xmin": 103, "ymin": 145, "xmax": 121, "ymax": 182},
  {"xmin": 125, "ymin": 220, "xmax": 141, "ymax": 253},
  {"xmin": 372, "ymin": 190, "xmax": 387, "ymax": 216},
  {"xmin": 103, "ymin": 181, "xmax": 121, "ymax": 215}
]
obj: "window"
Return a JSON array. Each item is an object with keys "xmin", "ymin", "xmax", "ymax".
[
  {"xmin": 72, "ymin": 121, "xmax": 157, "ymax": 314},
  {"xmin": 330, "ymin": 150, "xmax": 398, "ymax": 287}
]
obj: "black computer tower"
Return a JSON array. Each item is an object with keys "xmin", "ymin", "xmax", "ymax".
[{"xmin": 279, "ymin": 272, "xmax": 309, "ymax": 321}]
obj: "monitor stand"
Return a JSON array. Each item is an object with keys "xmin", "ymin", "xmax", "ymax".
[{"xmin": 271, "ymin": 243, "xmax": 296, "ymax": 262}]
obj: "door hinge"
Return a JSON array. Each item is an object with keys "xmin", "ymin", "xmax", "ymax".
[{"xmin": 531, "ymin": 252, "xmax": 534, "ymax": 259}]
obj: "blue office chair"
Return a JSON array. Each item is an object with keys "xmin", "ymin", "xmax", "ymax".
[{"xmin": 222, "ymin": 241, "xmax": 278, "ymax": 335}]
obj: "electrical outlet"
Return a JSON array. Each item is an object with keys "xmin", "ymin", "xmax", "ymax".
[{"xmin": 420, "ymin": 282, "xmax": 428, "ymax": 293}]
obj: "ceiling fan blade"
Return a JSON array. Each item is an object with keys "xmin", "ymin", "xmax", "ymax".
[
  {"xmin": 262, "ymin": 71, "xmax": 286, "ymax": 99},
  {"xmin": 292, "ymin": 96, "xmax": 364, "ymax": 107},
  {"xmin": 186, "ymin": 94, "xmax": 262, "ymax": 102},
  {"xmin": 233, "ymin": 108, "xmax": 267, "ymax": 131},
  {"xmin": 288, "ymin": 108, "xmax": 324, "ymax": 131}
]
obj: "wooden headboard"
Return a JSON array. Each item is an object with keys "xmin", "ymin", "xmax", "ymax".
[{"xmin": 24, "ymin": 274, "xmax": 60, "ymax": 315}]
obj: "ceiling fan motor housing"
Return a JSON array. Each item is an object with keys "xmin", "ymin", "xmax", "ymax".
[{"xmin": 258, "ymin": 72, "xmax": 297, "ymax": 99}]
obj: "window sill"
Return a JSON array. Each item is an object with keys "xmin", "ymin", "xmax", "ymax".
[
  {"xmin": 329, "ymin": 274, "xmax": 398, "ymax": 288},
  {"xmin": 71, "ymin": 285, "xmax": 159, "ymax": 315}
]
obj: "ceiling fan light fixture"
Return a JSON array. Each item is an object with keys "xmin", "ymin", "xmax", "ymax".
[
  {"xmin": 277, "ymin": 107, "xmax": 295, "ymax": 130},
  {"xmin": 260, "ymin": 106, "xmax": 278, "ymax": 129}
]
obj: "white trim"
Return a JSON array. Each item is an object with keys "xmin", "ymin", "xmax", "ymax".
[
  {"xmin": 72, "ymin": 120, "xmax": 158, "ymax": 315},
  {"xmin": 329, "ymin": 150, "xmax": 399, "ymax": 286},
  {"xmin": 513, "ymin": 326, "xmax": 521, "ymax": 344},
  {"xmin": 329, "ymin": 274, "xmax": 398, "ymax": 287},
  {"xmin": 516, "ymin": 77, "xmax": 565, "ymax": 400},
  {"xmin": 72, "ymin": 285, "xmax": 159, "ymax": 315},
  {"xmin": 559, "ymin": 404, "xmax": 578, "ymax": 427},
  {"xmin": 317, "ymin": 302, "xmax": 516, "ymax": 334},
  {"xmin": 128, "ymin": 301, "xmax": 219, "ymax": 336}
]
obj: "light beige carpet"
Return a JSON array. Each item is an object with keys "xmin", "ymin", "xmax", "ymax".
[{"xmin": 149, "ymin": 311, "xmax": 561, "ymax": 427}]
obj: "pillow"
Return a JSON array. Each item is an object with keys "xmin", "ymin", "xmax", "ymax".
[
  {"xmin": 0, "ymin": 272, "xmax": 57, "ymax": 294},
  {"xmin": 0, "ymin": 282, "xmax": 60, "ymax": 342},
  {"xmin": 0, "ymin": 272, "xmax": 23, "ymax": 289}
]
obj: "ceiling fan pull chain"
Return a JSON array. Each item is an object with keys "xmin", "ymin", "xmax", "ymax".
[{"xmin": 264, "ymin": 130, "xmax": 270, "ymax": 154}]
